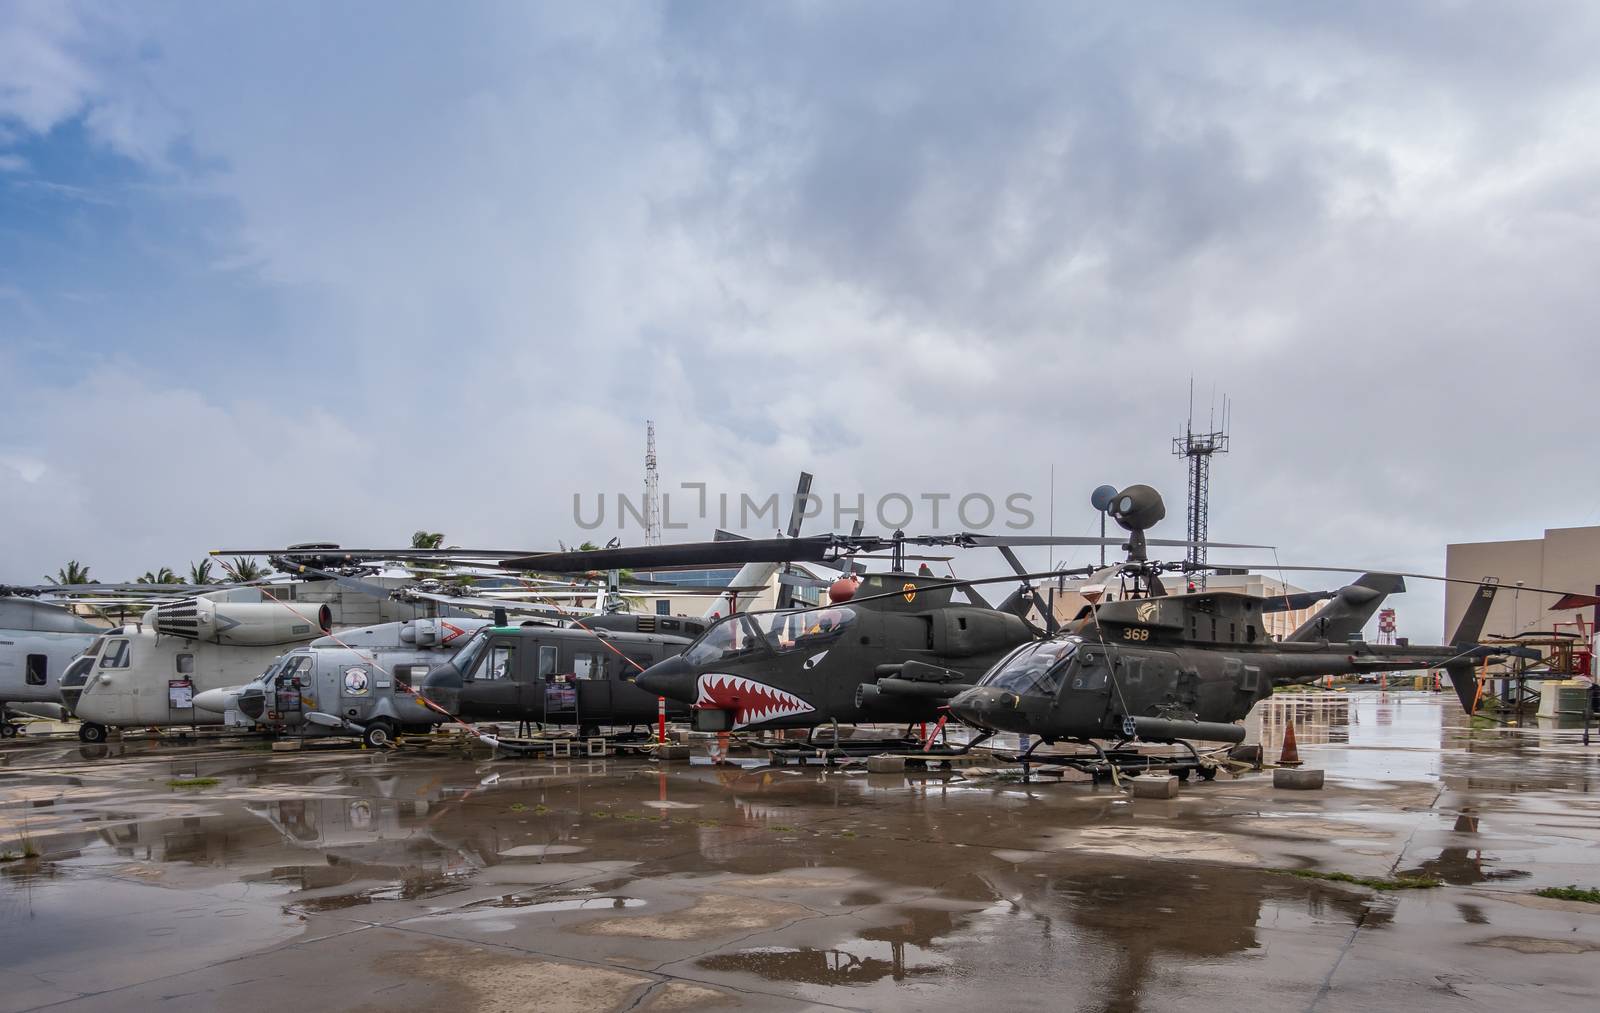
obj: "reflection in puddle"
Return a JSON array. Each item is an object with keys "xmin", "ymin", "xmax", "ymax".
[
  {"xmin": 700, "ymin": 943, "xmax": 941, "ymax": 985},
  {"xmin": 464, "ymin": 894, "xmax": 645, "ymax": 913},
  {"xmin": 284, "ymin": 876, "xmax": 473, "ymax": 912},
  {"xmin": 701, "ymin": 906, "xmax": 957, "ymax": 985}
]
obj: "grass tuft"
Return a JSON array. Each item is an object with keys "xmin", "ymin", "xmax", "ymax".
[
  {"xmin": 1280, "ymin": 869, "xmax": 1441, "ymax": 891},
  {"xmin": 167, "ymin": 777, "xmax": 220, "ymax": 789},
  {"xmin": 1535, "ymin": 886, "xmax": 1600, "ymax": 904}
]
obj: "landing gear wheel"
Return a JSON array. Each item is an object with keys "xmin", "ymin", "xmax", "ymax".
[
  {"xmin": 1198, "ymin": 765, "xmax": 1217, "ymax": 782},
  {"xmin": 362, "ymin": 720, "xmax": 395, "ymax": 749},
  {"xmin": 1175, "ymin": 768, "xmax": 1191, "ymax": 783},
  {"xmin": 79, "ymin": 722, "xmax": 107, "ymax": 744}
]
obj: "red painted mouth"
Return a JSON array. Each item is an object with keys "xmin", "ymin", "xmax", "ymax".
[{"xmin": 695, "ymin": 673, "xmax": 814, "ymax": 728}]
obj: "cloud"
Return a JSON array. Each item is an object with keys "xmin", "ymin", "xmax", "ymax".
[{"xmin": 3, "ymin": 3, "xmax": 1600, "ymax": 639}]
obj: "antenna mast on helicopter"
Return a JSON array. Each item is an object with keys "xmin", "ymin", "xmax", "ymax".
[
  {"xmin": 644, "ymin": 420, "xmax": 662, "ymax": 545},
  {"xmin": 1172, "ymin": 383, "xmax": 1229, "ymax": 589}
]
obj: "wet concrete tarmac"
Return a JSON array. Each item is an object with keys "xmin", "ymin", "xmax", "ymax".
[{"xmin": 1, "ymin": 691, "xmax": 1596, "ymax": 1012}]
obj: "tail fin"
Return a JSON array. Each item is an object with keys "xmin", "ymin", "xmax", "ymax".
[
  {"xmin": 1450, "ymin": 582, "xmax": 1498, "ymax": 646},
  {"xmin": 1442, "ymin": 584, "xmax": 1503, "ymax": 715},
  {"xmin": 1445, "ymin": 661, "xmax": 1481, "ymax": 715},
  {"xmin": 1286, "ymin": 573, "xmax": 1406, "ymax": 643}
]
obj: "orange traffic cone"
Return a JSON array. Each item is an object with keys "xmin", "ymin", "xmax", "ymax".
[{"xmin": 1279, "ymin": 720, "xmax": 1303, "ymax": 767}]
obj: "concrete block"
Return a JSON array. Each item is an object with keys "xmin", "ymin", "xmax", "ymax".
[
  {"xmin": 656, "ymin": 745, "xmax": 691, "ymax": 761},
  {"xmin": 270, "ymin": 739, "xmax": 302, "ymax": 752},
  {"xmin": 1130, "ymin": 775, "xmax": 1179, "ymax": 799},
  {"xmin": 866, "ymin": 754, "xmax": 907, "ymax": 773},
  {"xmin": 1273, "ymin": 767, "xmax": 1325, "ymax": 790}
]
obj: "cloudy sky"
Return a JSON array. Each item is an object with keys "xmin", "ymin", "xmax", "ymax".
[{"xmin": 4, "ymin": 1, "xmax": 1599, "ymax": 639}]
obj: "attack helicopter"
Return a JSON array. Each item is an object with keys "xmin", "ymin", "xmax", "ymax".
[
  {"xmin": 937, "ymin": 484, "xmax": 1549, "ymax": 771},
  {"xmin": 505, "ymin": 525, "xmax": 1266, "ymax": 739}
]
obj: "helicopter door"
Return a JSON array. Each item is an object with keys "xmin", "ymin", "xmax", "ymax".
[
  {"xmin": 464, "ymin": 638, "xmax": 524, "ymax": 718},
  {"xmin": 535, "ymin": 643, "xmax": 576, "ymax": 725},
  {"xmin": 1111, "ymin": 650, "xmax": 1180, "ymax": 721},
  {"xmin": 572, "ymin": 650, "xmax": 610, "ymax": 723},
  {"xmin": 276, "ymin": 657, "xmax": 310, "ymax": 715}
]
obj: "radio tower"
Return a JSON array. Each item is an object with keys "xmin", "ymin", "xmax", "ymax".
[
  {"xmin": 1172, "ymin": 385, "xmax": 1230, "ymax": 589},
  {"xmin": 643, "ymin": 420, "xmax": 662, "ymax": 545}
]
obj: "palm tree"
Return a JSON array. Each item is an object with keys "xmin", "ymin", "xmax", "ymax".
[
  {"xmin": 411, "ymin": 531, "xmax": 445, "ymax": 549},
  {"xmin": 136, "ymin": 567, "xmax": 183, "ymax": 585},
  {"xmin": 47, "ymin": 560, "xmax": 95, "ymax": 585},
  {"xmin": 218, "ymin": 557, "xmax": 267, "ymax": 582},
  {"xmin": 188, "ymin": 560, "xmax": 224, "ymax": 585}
]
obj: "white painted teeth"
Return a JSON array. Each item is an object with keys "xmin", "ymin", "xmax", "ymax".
[{"xmin": 695, "ymin": 672, "xmax": 815, "ymax": 728}]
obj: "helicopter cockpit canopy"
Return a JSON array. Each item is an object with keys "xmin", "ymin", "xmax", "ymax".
[
  {"xmin": 977, "ymin": 636, "xmax": 1083, "ymax": 697},
  {"xmin": 683, "ymin": 608, "xmax": 858, "ymax": 666}
]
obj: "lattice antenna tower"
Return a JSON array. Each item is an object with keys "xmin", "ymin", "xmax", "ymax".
[
  {"xmin": 644, "ymin": 420, "xmax": 662, "ymax": 545},
  {"xmin": 1171, "ymin": 383, "xmax": 1230, "ymax": 589}
]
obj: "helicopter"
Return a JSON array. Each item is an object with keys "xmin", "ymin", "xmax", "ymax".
[
  {"xmin": 415, "ymin": 611, "xmax": 709, "ymax": 736},
  {"xmin": 0, "ymin": 579, "xmax": 276, "ymax": 735},
  {"xmin": 502, "ymin": 525, "xmax": 1268, "ymax": 742},
  {"xmin": 935, "ymin": 483, "xmax": 1549, "ymax": 772},
  {"xmin": 0, "ymin": 594, "xmax": 104, "ymax": 733}
]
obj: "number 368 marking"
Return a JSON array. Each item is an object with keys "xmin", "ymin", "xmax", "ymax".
[{"xmin": 1121, "ymin": 627, "xmax": 1150, "ymax": 642}]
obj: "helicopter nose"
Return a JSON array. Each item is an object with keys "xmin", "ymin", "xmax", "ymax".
[
  {"xmin": 947, "ymin": 687, "xmax": 1023, "ymax": 731},
  {"xmin": 192, "ymin": 688, "xmax": 233, "ymax": 716},
  {"xmin": 635, "ymin": 655, "xmax": 697, "ymax": 704},
  {"xmin": 419, "ymin": 664, "xmax": 462, "ymax": 714}
]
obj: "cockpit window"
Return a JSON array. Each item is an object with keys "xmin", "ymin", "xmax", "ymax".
[
  {"xmin": 62, "ymin": 656, "xmax": 94, "ymax": 686},
  {"xmin": 755, "ymin": 609, "xmax": 855, "ymax": 654},
  {"xmin": 978, "ymin": 637, "xmax": 1081, "ymax": 697},
  {"xmin": 100, "ymin": 639, "xmax": 131, "ymax": 669},
  {"xmin": 278, "ymin": 655, "xmax": 314, "ymax": 684},
  {"xmin": 450, "ymin": 631, "xmax": 490, "ymax": 680},
  {"xmin": 683, "ymin": 609, "xmax": 857, "ymax": 665}
]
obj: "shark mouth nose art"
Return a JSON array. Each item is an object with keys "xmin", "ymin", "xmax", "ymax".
[{"xmin": 695, "ymin": 673, "xmax": 815, "ymax": 727}]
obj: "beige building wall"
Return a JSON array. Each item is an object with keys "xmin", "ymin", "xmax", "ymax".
[{"xmin": 1444, "ymin": 526, "xmax": 1600, "ymax": 642}]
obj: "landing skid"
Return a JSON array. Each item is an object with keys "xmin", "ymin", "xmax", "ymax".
[
  {"xmin": 1001, "ymin": 737, "xmax": 1221, "ymax": 783},
  {"xmin": 753, "ymin": 724, "xmax": 993, "ymax": 763}
]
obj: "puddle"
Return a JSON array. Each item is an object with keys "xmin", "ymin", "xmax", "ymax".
[
  {"xmin": 498, "ymin": 844, "xmax": 586, "ymax": 858},
  {"xmin": 576, "ymin": 893, "xmax": 811, "ymax": 940}
]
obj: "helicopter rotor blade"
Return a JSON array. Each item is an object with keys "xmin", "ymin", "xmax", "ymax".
[
  {"xmin": 956, "ymin": 534, "xmax": 1269, "ymax": 550},
  {"xmin": 1199, "ymin": 564, "xmax": 1588, "ymax": 600},
  {"xmin": 502, "ymin": 535, "xmax": 865, "ymax": 572},
  {"xmin": 996, "ymin": 545, "xmax": 1056, "ymax": 636}
]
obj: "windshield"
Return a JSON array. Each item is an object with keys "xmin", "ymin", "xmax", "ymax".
[
  {"xmin": 99, "ymin": 639, "xmax": 131, "ymax": 669},
  {"xmin": 61, "ymin": 656, "xmax": 94, "ymax": 687},
  {"xmin": 683, "ymin": 608, "xmax": 857, "ymax": 666},
  {"xmin": 278, "ymin": 655, "xmax": 314, "ymax": 684},
  {"xmin": 449, "ymin": 631, "xmax": 490, "ymax": 680},
  {"xmin": 978, "ymin": 637, "xmax": 1081, "ymax": 697}
]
